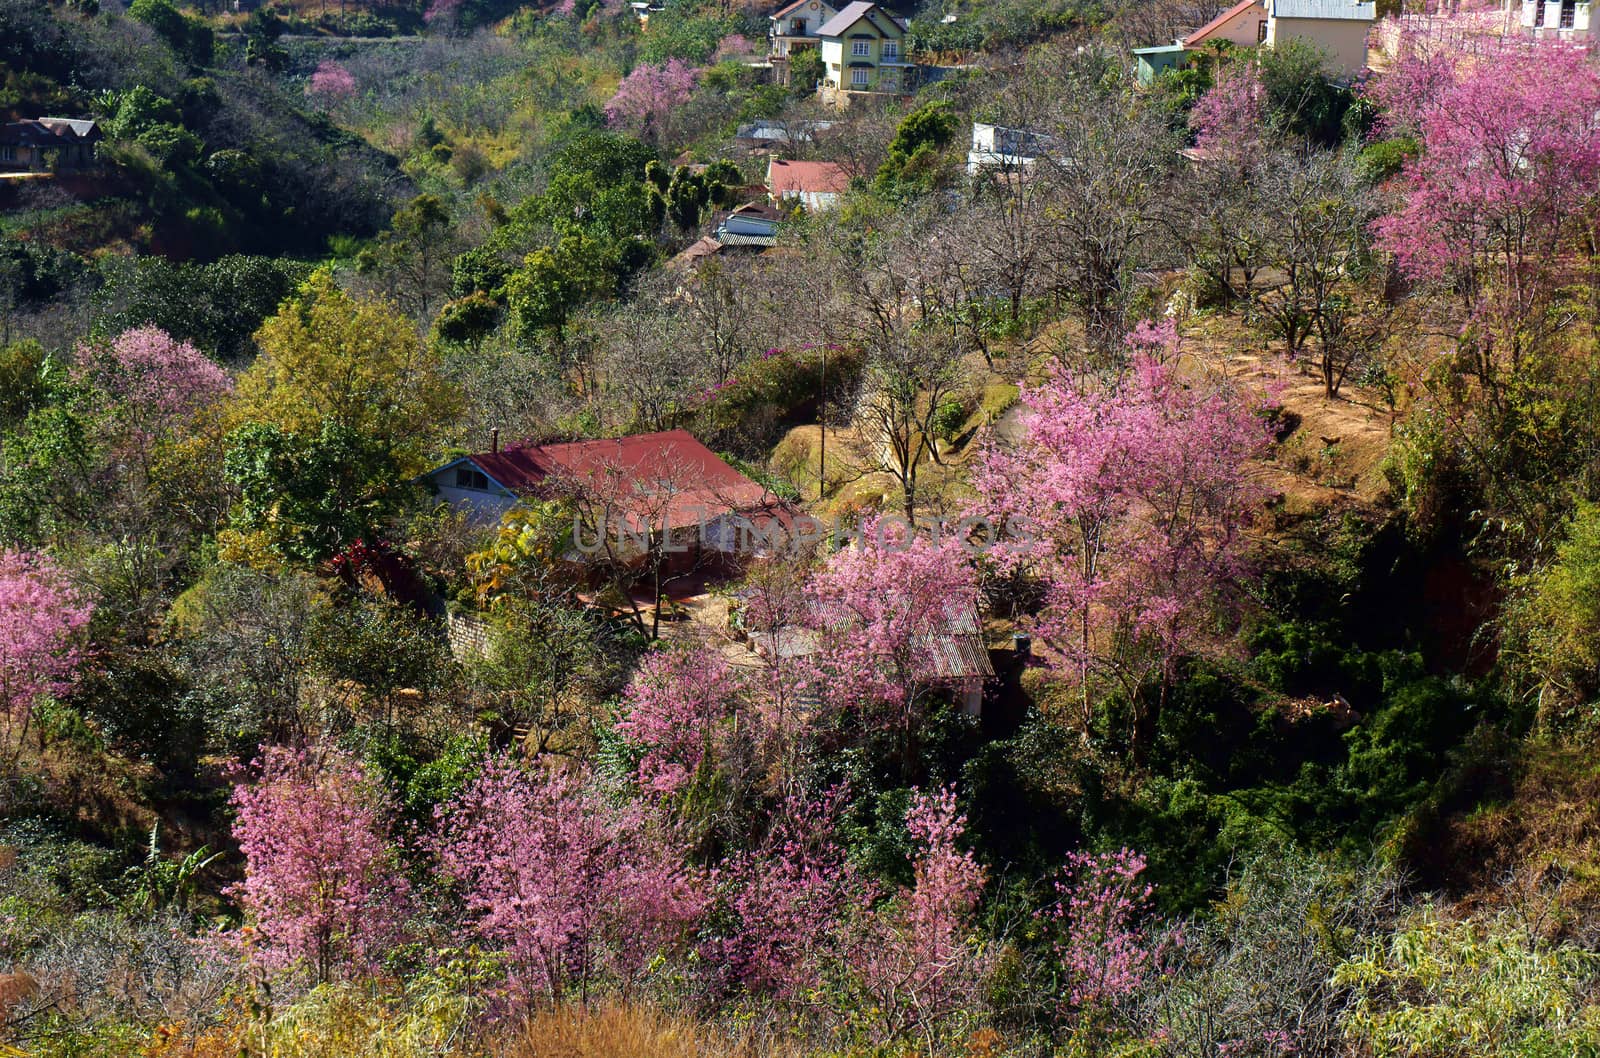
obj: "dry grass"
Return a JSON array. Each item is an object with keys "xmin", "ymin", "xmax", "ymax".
[{"xmin": 498, "ymin": 1004, "xmax": 802, "ymax": 1058}]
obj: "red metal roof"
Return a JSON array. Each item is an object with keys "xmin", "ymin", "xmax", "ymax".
[
  {"xmin": 1183, "ymin": 0, "xmax": 1265, "ymax": 45},
  {"xmin": 766, "ymin": 158, "xmax": 851, "ymax": 197},
  {"xmin": 465, "ymin": 429, "xmax": 771, "ymax": 531}
]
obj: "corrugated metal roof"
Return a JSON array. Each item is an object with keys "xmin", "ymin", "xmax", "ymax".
[
  {"xmin": 453, "ymin": 430, "xmax": 769, "ymax": 531},
  {"xmin": 1269, "ymin": 0, "xmax": 1375, "ymax": 20}
]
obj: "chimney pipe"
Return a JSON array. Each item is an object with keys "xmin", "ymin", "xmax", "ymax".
[{"xmin": 491, "ymin": 428, "xmax": 500, "ymax": 454}]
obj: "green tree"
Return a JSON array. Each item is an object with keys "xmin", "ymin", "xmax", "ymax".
[
  {"xmin": 233, "ymin": 270, "xmax": 462, "ymax": 474},
  {"xmin": 502, "ymin": 234, "xmax": 614, "ymax": 344},
  {"xmin": 875, "ymin": 101, "xmax": 958, "ymax": 198},
  {"xmin": 223, "ymin": 419, "xmax": 407, "ymax": 564}
]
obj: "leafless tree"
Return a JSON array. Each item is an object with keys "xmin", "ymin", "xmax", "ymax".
[
  {"xmin": 1258, "ymin": 149, "xmax": 1381, "ymax": 393},
  {"xmin": 832, "ymin": 223, "xmax": 974, "ymax": 522},
  {"xmin": 599, "ymin": 303, "xmax": 704, "ymax": 433},
  {"xmin": 1031, "ymin": 47, "xmax": 1182, "ymax": 360}
]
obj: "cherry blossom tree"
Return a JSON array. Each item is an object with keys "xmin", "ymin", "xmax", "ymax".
[
  {"xmin": 75, "ymin": 326, "xmax": 232, "ymax": 469},
  {"xmin": 713, "ymin": 33, "xmax": 753, "ymax": 61},
  {"xmin": 1189, "ymin": 60, "xmax": 1265, "ymax": 155},
  {"xmin": 804, "ymin": 518, "xmax": 982, "ymax": 762},
  {"xmin": 853, "ymin": 786, "xmax": 988, "ymax": 1046},
  {"xmin": 0, "ymin": 549, "xmax": 92, "ymax": 754},
  {"xmin": 306, "ymin": 61, "xmax": 357, "ymax": 101},
  {"xmin": 719, "ymin": 785, "xmax": 864, "ymax": 1000},
  {"xmin": 975, "ymin": 334, "xmax": 1267, "ymax": 731},
  {"xmin": 434, "ymin": 759, "xmax": 705, "ymax": 1002},
  {"xmin": 229, "ymin": 747, "xmax": 411, "ymax": 983},
  {"xmin": 1371, "ymin": 43, "xmax": 1600, "ymax": 397},
  {"xmin": 604, "ymin": 59, "xmax": 699, "ymax": 146},
  {"xmin": 615, "ymin": 644, "xmax": 743, "ymax": 796},
  {"xmin": 1039, "ymin": 849, "xmax": 1157, "ymax": 1017}
]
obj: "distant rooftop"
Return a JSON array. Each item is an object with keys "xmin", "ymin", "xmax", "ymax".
[
  {"xmin": 1269, "ymin": 0, "xmax": 1376, "ymax": 20},
  {"xmin": 816, "ymin": 1, "xmax": 905, "ymax": 38}
]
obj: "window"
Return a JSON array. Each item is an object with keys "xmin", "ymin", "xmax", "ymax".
[
  {"xmin": 1257, "ymin": 19, "xmax": 1268, "ymax": 41},
  {"xmin": 852, "ymin": 39, "xmax": 870, "ymax": 56},
  {"xmin": 454, "ymin": 466, "xmax": 491, "ymax": 491},
  {"xmin": 1534, "ymin": 0, "xmax": 1545, "ymax": 25},
  {"xmin": 1561, "ymin": 0, "xmax": 1575, "ymax": 27},
  {"xmin": 790, "ymin": 17, "xmax": 806, "ymax": 33},
  {"xmin": 0, "ymin": 146, "xmax": 13, "ymax": 163},
  {"xmin": 851, "ymin": 67, "xmax": 870, "ymax": 86},
  {"xmin": 882, "ymin": 39, "xmax": 898, "ymax": 59}
]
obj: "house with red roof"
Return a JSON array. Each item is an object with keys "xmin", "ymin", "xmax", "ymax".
[
  {"xmin": 1183, "ymin": 0, "xmax": 1269, "ymax": 49},
  {"xmin": 766, "ymin": 157, "xmax": 851, "ymax": 211},
  {"xmin": 427, "ymin": 429, "xmax": 791, "ymax": 568}
]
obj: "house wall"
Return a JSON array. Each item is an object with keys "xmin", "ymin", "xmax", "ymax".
[
  {"xmin": 1266, "ymin": 15, "xmax": 1372, "ymax": 73},
  {"xmin": 1518, "ymin": 0, "xmax": 1594, "ymax": 34},
  {"xmin": 426, "ymin": 472, "xmax": 518, "ymax": 525},
  {"xmin": 1194, "ymin": 2, "xmax": 1268, "ymax": 45},
  {"xmin": 820, "ymin": 18, "xmax": 907, "ymax": 91}
]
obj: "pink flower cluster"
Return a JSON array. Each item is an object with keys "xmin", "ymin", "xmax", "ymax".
[
  {"xmin": 974, "ymin": 341, "xmax": 1267, "ymax": 703},
  {"xmin": 228, "ymin": 747, "xmax": 411, "ymax": 982},
  {"xmin": 1040, "ymin": 848, "xmax": 1155, "ymax": 1010},
  {"xmin": 433, "ymin": 759, "xmax": 705, "ymax": 999},
  {"xmin": 616, "ymin": 644, "xmax": 742, "ymax": 795},
  {"xmin": 805, "ymin": 516, "xmax": 981, "ymax": 722},
  {"xmin": 307, "ymin": 60, "xmax": 357, "ymax": 100},
  {"xmin": 1372, "ymin": 43, "xmax": 1600, "ymax": 287},
  {"xmin": 604, "ymin": 59, "xmax": 699, "ymax": 132},
  {"xmin": 0, "ymin": 549, "xmax": 92, "ymax": 727},
  {"xmin": 74, "ymin": 326, "xmax": 232, "ymax": 459}
]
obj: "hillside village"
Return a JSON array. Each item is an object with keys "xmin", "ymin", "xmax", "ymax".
[{"xmin": 4, "ymin": 0, "xmax": 1600, "ymax": 1054}]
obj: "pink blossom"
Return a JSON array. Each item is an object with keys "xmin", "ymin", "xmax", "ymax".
[
  {"xmin": 228, "ymin": 747, "xmax": 411, "ymax": 983},
  {"xmin": 851, "ymin": 786, "xmax": 988, "ymax": 1032},
  {"xmin": 973, "ymin": 353, "xmax": 1267, "ymax": 718},
  {"xmin": 616, "ymin": 644, "xmax": 742, "ymax": 796},
  {"xmin": 604, "ymin": 59, "xmax": 699, "ymax": 140},
  {"xmin": 1039, "ymin": 849, "xmax": 1157, "ymax": 1010},
  {"xmin": 307, "ymin": 60, "xmax": 357, "ymax": 100},
  {"xmin": 0, "ymin": 549, "xmax": 92, "ymax": 742},
  {"xmin": 1190, "ymin": 61, "xmax": 1265, "ymax": 153},
  {"xmin": 433, "ymin": 759, "xmax": 706, "ymax": 1001},
  {"xmin": 74, "ymin": 326, "xmax": 231, "ymax": 461},
  {"xmin": 804, "ymin": 517, "xmax": 982, "ymax": 735},
  {"xmin": 713, "ymin": 33, "xmax": 753, "ymax": 61},
  {"xmin": 1370, "ymin": 43, "xmax": 1600, "ymax": 314},
  {"xmin": 719, "ymin": 785, "xmax": 863, "ymax": 998}
]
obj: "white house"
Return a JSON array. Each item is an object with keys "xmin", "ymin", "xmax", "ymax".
[
  {"xmin": 966, "ymin": 123, "xmax": 1051, "ymax": 176},
  {"xmin": 1263, "ymin": 0, "xmax": 1376, "ymax": 74},
  {"xmin": 1510, "ymin": 0, "xmax": 1594, "ymax": 38}
]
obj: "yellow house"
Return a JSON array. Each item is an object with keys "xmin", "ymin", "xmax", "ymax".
[
  {"xmin": 1263, "ymin": 0, "xmax": 1375, "ymax": 75},
  {"xmin": 817, "ymin": 1, "xmax": 911, "ymax": 95}
]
